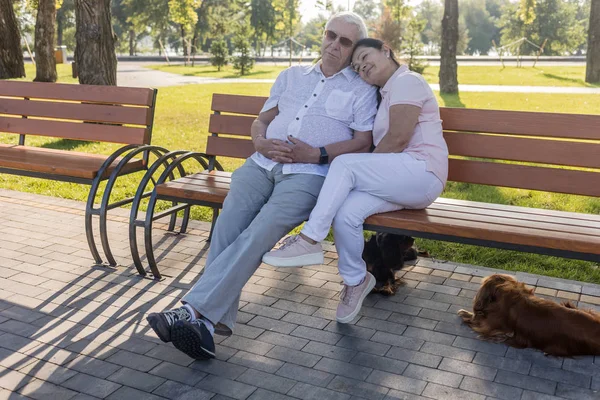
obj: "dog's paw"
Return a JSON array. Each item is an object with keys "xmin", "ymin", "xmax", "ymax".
[{"xmin": 457, "ymin": 309, "xmax": 474, "ymax": 321}]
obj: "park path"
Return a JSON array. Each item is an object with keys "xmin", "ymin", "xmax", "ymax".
[{"xmin": 117, "ymin": 62, "xmax": 600, "ymax": 94}]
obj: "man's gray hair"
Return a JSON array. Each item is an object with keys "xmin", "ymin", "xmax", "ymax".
[{"xmin": 326, "ymin": 11, "xmax": 368, "ymax": 40}]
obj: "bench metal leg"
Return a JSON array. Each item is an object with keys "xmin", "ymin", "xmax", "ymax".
[
  {"xmin": 180, "ymin": 205, "xmax": 191, "ymax": 234},
  {"xmin": 208, "ymin": 208, "xmax": 219, "ymax": 242},
  {"xmin": 144, "ymin": 191, "xmax": 162, "ymax": 280}
]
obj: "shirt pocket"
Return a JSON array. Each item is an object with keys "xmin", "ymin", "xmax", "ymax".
[{"xmin": 325, "ymin": 89, "xmax": 354, "ymax": 121}]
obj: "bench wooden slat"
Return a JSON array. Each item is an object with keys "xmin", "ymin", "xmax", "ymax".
[
  {"xmin": 180, "ymin": 171, "xmax": 232, "ymax": 184},
  {"xmin": 209, "ymin": 114, "xmax": 254, "ymax": 136},
  {"xmin": 428, "ymin": 201, "xmax": 600, "ymax": 230},
  {"xmin": 440, "ymin": 108, "xmax": 600, "ymax": 140},
  {"xmin": 206, "ymin": 136, "xmax": 254, "ymax": 159},
  {"xmin": 449, "ymin": 159, "xmax": 600, "ymax": 197},
  {"xmin": 167, "ymin": 175, "xmax": 232, "ymax": 190},
  {"xmin": 211, "ymin": 94, "xmax": 265, "ymax": 115},
  {"xmin": 0, "ymin": 144, "xmax": 144, "ymax": 179},
  {"xmin": 0, "ymin": 116, "xmax": 149, "ymax": 145},
  {"xmin": 434, "ymin": 197, "xmax": 600, "ymax": 223},
  {"xmin": 156, "ymin": 181, "xmax": 228, "ymax": 204},
  {"xmin": 365, "ymin": 208, "xmax": 599, "ymax": 254},
  {"xmin": 444, "ymin": 131, "xmax": 600, "ymax": 169},
  {"xmin": 0, "ymin": 81, "xmax": 155, "ymax": 106},
  {"xmin": 0, "ymin": 98, "xmax": 152, "ymax": 126}
]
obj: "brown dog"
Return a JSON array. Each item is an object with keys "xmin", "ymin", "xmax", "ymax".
[{"xmin": 458, "ymin": 274, "xmax": 600, "ymax": 357}]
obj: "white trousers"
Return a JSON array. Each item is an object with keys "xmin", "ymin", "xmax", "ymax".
[{"xmin": 302, "ymin": 153, "xmax": 444, "ymax": 286}]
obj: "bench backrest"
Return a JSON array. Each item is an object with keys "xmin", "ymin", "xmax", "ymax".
[
  {"xmin": 208, "ymin": 93, "xmax": 600, "ymax": 197},
  {"xmin": 0, "ymin": 81, "xmax": 157, "ymax": 146}
]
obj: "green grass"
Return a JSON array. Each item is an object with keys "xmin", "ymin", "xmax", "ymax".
[
  {"xmin": 147, "ymin": 63, "xmax": 285, "ymax": 79},
  {"xmin": 1, "ymin": 82, "xmax": 599, "ymax": 282},
  {"xmin": 19, "ymin": 63, "xmax": 79, "ymax": 84},
  {"xmin": 150, "ymin": 63, "xmax": 600, "ymax": 87}
]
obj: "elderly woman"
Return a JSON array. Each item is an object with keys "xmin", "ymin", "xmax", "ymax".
[{"xmin": 263, "ymin": 38, "xmax": 449, "ymax": 323}]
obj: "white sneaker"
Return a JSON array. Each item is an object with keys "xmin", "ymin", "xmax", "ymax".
[{"xmin": 262, "ymin": 235, "xmax": 324, "ymax": 267}]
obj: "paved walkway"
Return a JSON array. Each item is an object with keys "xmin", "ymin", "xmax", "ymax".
[
  {"xmin": 1, "ymin": 188, "xmax": 600, "ymax": 400},
  {"xmin": 117, "ymin": 62, "xmax": 600, "ymax": 94}
]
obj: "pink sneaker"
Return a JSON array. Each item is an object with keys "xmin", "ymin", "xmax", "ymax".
[
  {"xmin": 262, "ymin": 235, "xmax": 324, "ymax": 267},
  {"xmin": 336, "ymin": 272, "xmax": 376, "ymax": 323}
]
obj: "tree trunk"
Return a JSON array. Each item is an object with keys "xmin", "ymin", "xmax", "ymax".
[
  {"xmin": 181, "ymin": 25, "xmax": 187, "ymax": 57},
  {"xmin": 0, "ymin": 0, "xmax": 25, "ymax": 79},
  {"xmin": 129, "ymin": 29, "xmax": 135, "ymax": 56},
  {"xmin": 75, "ymin": 0, "xmax": 117, "ymax": 85},
  {"xmin": 56, "ymin": 10, "xmax": 64, "ymax": 46},
  {"xmin": 586, "ymin": 0, "xmax": 600, "ymax": 83},
  {"xmin": 439, "ymin": 0, "xmax": 459, "ymax": 93},
  {"xmin": 34, "ymin": 0, "xmax": 58, "ymax": 82}
]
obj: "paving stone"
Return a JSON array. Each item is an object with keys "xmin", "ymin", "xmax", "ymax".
[
  {"xmin": 459, "ymin": 376, "xmax": 523, "ymax": 400},
  {"xmin": 324, "ymin": 321, "xmax": 376, "ymax": 340},
  {"xmin": 145, "ymin": 345, "xmax": 195, "ymax": 367},
  {"xmin": 420, "ymin": 342, "xmax": 475, "ymax": 362},
  {"xmin": 107, "ymin": 367, "xmax": 166, "ymax": 392},
  {"xmin": 275, "ymin": 363, "xmax": 335, "ymax": 388},
  {"xmin": 385, "ymin": 313, "xmax": 438, "ymax": 330},
  {"xmin": 504, "ymin": 347, "xmax": 563, "ymax": 369},
  {"xmin": 403, "ymin": 364, "xmax": 463, "ymax": 388},
  {"xmin": 62, "ymin": 373, "xmax": 122, "ymax": 398},
  {"xmin": 555, "ymin": 383, "xmax": 600, "ymax": 400},
  {"xmin": 336, "ymin": 336, "xmax": 390, "ymax": 356},
  {"xmin": 189, "ymin": 359, "xmax": 248, "ymax": 380},
  {"xmin": 220, "ymin": 336, "xmax": 275, "ymax": 356},
  {"xmin": 350, "ymin": 352, "xmax": 408, "ymax": 375},
  {"xmin": 402, "ymin": 297, "xmax": 450, "ymax": 312},
  {"xmin": 247, "ymin": 388, "xmax": 296, "ymax": 400},
  {"xmin": 281, "ymin": 313, "xmax": 328, "ymax": 329},
  {"xmin": 372, "ymin": 300, "xmax": 421, "ymax": 317},
  {"xmin": 439, "ymin": 357, "xmax": 497, "ymax": 381},
  {"xmin": 529, "ymin": 365, "xmax": 591, "ymax": 388},
  {"xmin": 153, "ymin": 380, "xmax": 214, "ymax": 400},
  {"xmin": 271, "ymin": 300, "xmax": 317, "ymax": 316},
  {"xmin": 472, "ymin": 352, "xmax": 531, "ymax": 375},
  {"xmin": 256, "ymin": 331, "xmax": 309, "ymax": 351},
  {"xmin": 403, "ymin": 327, "xmax": 455, "ymax": 346},
  {"xmin": 421, "ymin": 383, "xmax": 486, "ymax": 400},
  {"xmin": 247, "ymin": 316, "xmax": 298, "ymax": 335},
  {"xmin": 0, "ymin": 332, "xmax": 41, "ymax": 353},
  {"xmin": 327, "ymin": 375, "xmax": 389, "ymax": 400},
  {"xmin": 105, "ymin": 386, "xmax": 166, "ymax": 400},
  {"xmin": 314, "ymin": 357, "xmax": 372, "ymax": 380},
  {"xmin": 290, "ymin": 326, "xmax": 342, "ymax": 345},
  {"xmin": 18, "ymin": 361, "xmax": 78, "ymax": 385},
  {"xmin": 366, "ymin": 370, "xmax": 427, "ymax": 395},
  {"xmin": 16, "ymin": 378, "xmax": 78, "ymax": 400},
  {"xmin": 265, "ymin": 346, "xmax": 321, "ymax": 368},
  {"xmin": 149, "ymin": 361, "xmax": 207, "ymax": 386},
  {"xmin": 195, "ymin": 374, "xmax": 256, "ymax": 400},
  {"xmin": 287, "ymin": 382, "xmax": 351, "ymax": 400},
  {"xmin": 237, "ymin": 368, "xmax": 296, "ymax": 394},
  {"xmin": 369, "ymin": 331, "xmax": 424, "ymax": 351},
  {"xmin": 495, "ymin": 370, "xmax": 557, "ymax": 395},
  {"xmin": 227, "ymin": 351, "xmax": 285, "ymax": 374},
  {"xmin": 453, "ymin": 337, "xmax": 508, "ymax": 357},
  {"xmin": 105, "ymin": 349, "xmax": 162, "ymax": 372},
  {"xmin": 301, "ymin": 341, "xmax": 356, "ymax": 362},
  {"xmin": 520, "ymin": 390, "xmax": 567, "ymax": 400},
  {"xmin": 0, "ymin": 369, "xmax": 30, "ymax": 391},
  {"xmin": 62, "ymin": 355, "xmax": 121, "ymax": 379},
  {"xmin": 536, "ymin": 279, "xmax": 582, "ymax": 294}
]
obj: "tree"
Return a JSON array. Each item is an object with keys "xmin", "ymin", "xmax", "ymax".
[
  {"xmin": 251, "ymin": 0, "xmax": 275, "ymax": 55},
  {"xmin": 461, "ymin": 0, "xmax": 498, "ymax": 54},
  {"xmin": 56, "ymin": 0, "xmax": 74, "ymax": 46},
  {"xmin": 374, "ymin": 7, "xmax": 402, "ymax": 52},
  {"xmin": 587, "ymin": 0, "xmax": 600, "ymax": 82},
  {"xmin": 75, "ymin": 0, "xmax": 117, "ymax": 85},
  {"xmin": 353, "ymin": 0, "xmax": 380, "ymax": 24},
  {"xmin": 439, "ymin": 0, "xmax": 458, "ymax": 93},
  {"xmin": 34, "ymin": 0, "xmax": 57, "ymax": 82},
  {"xmin": 0, "ymin": 0, "xmax": 26, "ymax": 79},
  {"xmin": 210, "ymin": 37, "xmax": 228, "ymax": 71},
  {"xmin": 273, "ymin": 0, "xmax": 300, "ymax": 64},
  {"xmin": 232, "ymin": 20, "xmax": 254, "ymax": 75},
  {"xmin": 402, "ymin": 17, "xmax": 426, "ymax": 74}
]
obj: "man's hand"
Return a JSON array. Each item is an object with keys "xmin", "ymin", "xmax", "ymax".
[
  {"xmin": 254, "ymin": 137, "xmax": 293, "ymax": 160},
  {"xmin": 269, "ymin": 136, "xmax": 320, "ymax": 164}
]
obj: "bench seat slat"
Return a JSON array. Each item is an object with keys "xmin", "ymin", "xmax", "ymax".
[
  {"xmin": 0, "ymin": 144, "xmax": 144, "ymax": 180},
  {"xmin": 0, "ymin": 98, "xmax": 152, "ymax": 126},
  {"xmin": 0, "ymin": 81, "xmax": 155, "ymax": 106},
  {"xmin": 365, "ymin": 205, "xmax": 600, "ymax": 255},
  {"xmin": 440, "ymin": 108, "xmax": 600, "ymax": 140},
  {"xmin": 155, "ymin": 181, "xmax": 229, "ymax": 204},
  {"xmin": 444, "ymin": 131, "xmax": 600, "ymax": 169},
  {"xmin": 427, "ymin": 202, "xmax": 600, "ymax": 230},
  {"xmin": 0, "ymin": 116, "xmax": 149, "ymax": 145},
  {"xmin": 449, "ymin": 159, "xmax": 600, "ymax": 197}
]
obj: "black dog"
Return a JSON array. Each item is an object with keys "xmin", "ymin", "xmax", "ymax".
[{"xmin": 362, "ymin": 233, "xmax": 418, "ymax": 295}]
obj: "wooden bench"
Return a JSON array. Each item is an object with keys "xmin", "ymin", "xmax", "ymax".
[
  {"xmin": 130, "ymin": 93, "xmax": 600, "ymax": 280},
  {"xmin": 0, "ymin": 80, "xmax": 164, "ymax": 267}
]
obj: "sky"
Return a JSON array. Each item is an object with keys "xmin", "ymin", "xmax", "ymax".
[{"xmin": 298, "ymin": 0, "xmax": 423, "ymax": 22}]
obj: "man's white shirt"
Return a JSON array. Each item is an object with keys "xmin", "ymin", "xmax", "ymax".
[{"xmin": 251, "ymin": 63, "xmax": 378, "ymax": 176}]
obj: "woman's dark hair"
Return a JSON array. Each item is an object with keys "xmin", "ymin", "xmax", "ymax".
[{"xmin": 352, "ymin": 38, "xmax": 400, "ymax": 67}]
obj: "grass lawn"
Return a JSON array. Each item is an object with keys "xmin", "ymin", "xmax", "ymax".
[
  {"xmin": 1, "ymin": 82, "xmax": 599, "ymax": 283},
  {"xmin": 19, "ymin": 63, "xmax": 78, "ymax": 84},
  {"xmin": 150, "ymin": 63, "xmax": 600, "ymax": 87}
]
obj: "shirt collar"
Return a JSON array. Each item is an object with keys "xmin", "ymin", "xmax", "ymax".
[
  {"xmin": 380, "ymin": 64, "xmax": 409, "ymax": 97},
  {"xmin": 303, "ymin": 61, "xmax": 357, "ymax": 82}
]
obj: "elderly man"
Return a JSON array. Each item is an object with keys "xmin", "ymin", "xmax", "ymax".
[{"xmin": 147, "ymin": 11, "xmax": 377, "ymax": 360}]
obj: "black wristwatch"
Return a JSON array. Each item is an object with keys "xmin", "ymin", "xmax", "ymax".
[{"xmin": 318, "ymin": 147, "xmax": 329, "ymax": 164}]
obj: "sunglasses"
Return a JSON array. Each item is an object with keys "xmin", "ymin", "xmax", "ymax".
[{"xmin": 324, "ymin": 30, "xmax": 354, "ymax": 48}]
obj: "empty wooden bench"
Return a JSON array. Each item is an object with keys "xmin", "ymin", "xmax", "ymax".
[
  {"xmin": 131, "ymin": 93, "xmax": 600, "ymax": 280},
  {"xmin": 0, "ymin": 80, "xmax": 164, "ymax": 266}
]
